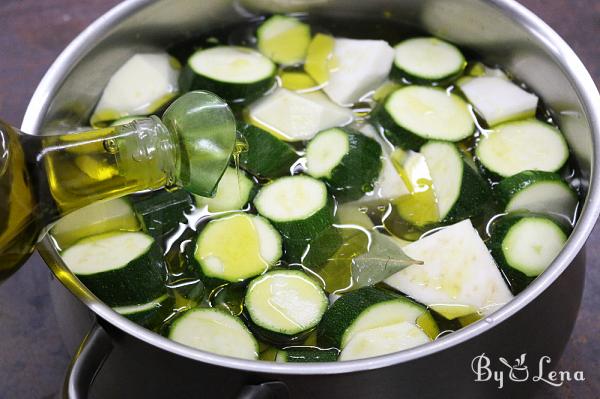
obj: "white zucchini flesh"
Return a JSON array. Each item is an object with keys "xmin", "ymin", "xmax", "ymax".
[
  {"xmin": 339, "ymin": 322, "xmax": 430, "ymax": 361},
  {"xmin": 51, "ymin": 197, "xmax": 140, "ymax": 249},
  {"xmin": 306, "ymin": 129, "xmax": 350, "ymax": 178},
  {"xmin": 195, "ymin": 214, "xmax": 282, "ymax": 281},
  {"xmin": 476, "ymin": 120, "xmax": 569, "ymax": 178},
  {"xmin": 502, "ymin": 218, "xmax": 567, "ymax": 277},
  {"xmin": 385, "ymin": 86, "xmax": 474, "ymax": 141},
  {"xmin": 460, "ymin": 76, "xmax": 538, "ymax": 126},
  {"xmin": 342, "ymin": 300, "xmax": 425, "ymax": 348},
  {"xmin": 385, "ymin": 219, "xmax": 513, "ymax": 319},
  {"xmin": 188, "ymin": 46, "xmax": 274, "ymax": 84},
  {"xmin": 254, "ymin": 176, "xmax": 328, "ymax": 222},
  {"xmin": 92, "ymin": 53, "xmax": 179, "ymax": 122},
  {"xmin": 245, "ymin": 270, "xmax": 328, "ymax": 334},
  {"xmin": 194, "ymin": 166, "xmax": 254, "ymax": 212},
  {"xmin": 62, "ymin": 231, "xmax": 153, "ymax": 275},
  {"xmin": 169, "ymin": 308, "xmax": 258, "ymax": 360},
  {"xmin": 248, "ymin": 88, "xmax": 354, "ymax": 141},
  {"xmin": 322, "ymin": 38, "xmax": 395, "ymax": 105},
  {"xmin": 113, "ymin": 293, "xmax": 169, "ymax": 315},
  {"xmin": 506, "ymin": 181, "xmax": 578, "ymax": 221},
  {"xmin": 393, "ymin": 37, "xmax": 465, "ymax": 81},
  {"xmin": 421, "ymin": 142, "xmax": 463, "ymax": 220}
]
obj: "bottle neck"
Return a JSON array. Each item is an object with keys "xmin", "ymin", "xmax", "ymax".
[{"xmin": 33, "ymin": 116, "xmax": 179, "ymax": 217}]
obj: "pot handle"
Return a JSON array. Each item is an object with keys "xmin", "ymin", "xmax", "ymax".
[
  {"xmin": 63, "ymin": 323, "xmax": 114, "ymax": 399},
  {"xmin": 236, "ymin": 381, "xmax": 290, "ymax": 399}
]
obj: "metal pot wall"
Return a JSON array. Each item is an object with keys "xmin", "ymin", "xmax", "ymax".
[{"xmin": 23, "ymin": 0, "xmax": 600, "ymax": 398}]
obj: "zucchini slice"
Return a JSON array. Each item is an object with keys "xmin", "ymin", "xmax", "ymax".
[
  {"xmin": 194, "ymin": 166, "xmax": 255, "ymax": 212},
  {"xmin": 420, "ymin": 141, "xmax": 490, "ymax": 222},
  {"xmin": 51, "ymin": 197, "xmax": 140, "ymax": 249},
  {"xmin": 276, "ymin": 347, "xmax": 338, "ymax": 363},
  {"xmin": 238, "ymin": 124, "xmax": 298, "ymax": 178},
  {"xmin": 460, "ymin": 76, "xmax": 538, "ymax": 126},
  {"xmin": 131, "ymin": 189, "xmax": 192, "ymax": 244},
  {"xmin": 339, "ymin": 321, "xmax": 431, "ymax": 361},
  {"xmin": 179, "ymin": 46, "xmax": 276, "ymax": 101},
  {"xmin": 194, "ymin": 213, "xmax": 282, "ymax": 282},
  {"xmin": 379, "ymin": 86, "xmax": 474, "ymax": 150},
  {"xmin": 306, "ymin": 127, "xmax": 383, "ymax": 201},
  {"xmin": 257, "ymin": 15, "xmax": 311, "ymax": 65},
  {"xmin": 114, "ymin": 293, "xmax": 173, "ymax": 329},
  {"xmin": 489, "ymin": 214, "xmax": 567, "ymax": 293},
  {"xmin": 245, "ymin": 270, "xmax": 328, "ymax": 336},
  {"xmin": 392, "ymin": 37, "xmax": 466, "ymax": 84},
  {"xmin": 61, "ymin": 231, "xmax": 166, "ymax": 307},
  {"xmin": 254, "ymin": 176, "xmax": 335, "ymax": 240},
  {"xmin": 476, "ymin": 119, "xmax": 569, "ymax": 178},
  {"xmin": 385, "ymin": 219, "xmax": 514, "ymax": 319},
  {"xmin": 497, "ymin": 170, "xmax": 578, "ymax": 221},
  {"xmin": 317, "ymin": 287, "xmax": 437, "ymax": 349},
  {"xmin": 91, "ymin": 53, "xmax": 179, "ymax": 126},
  {"xmin": 168, "ymin": 307, "xmax": 258, "ymax": 360},
  {"xmin": 247, "ymin": 88, "xmax": 354, "ymax": 142},
  {"xmin": 319, "ymin": 38, "xmax": 395, "ymax": 105}
]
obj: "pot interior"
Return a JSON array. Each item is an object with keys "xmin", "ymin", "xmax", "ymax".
[{"xmin": 26, "ymin": 0, "xmax": 599, "ymax": 371}]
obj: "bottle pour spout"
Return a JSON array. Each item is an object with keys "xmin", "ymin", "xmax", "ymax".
[{"xmin": 161, "ymin": 91, "xmax": 237, "ymax": 198}]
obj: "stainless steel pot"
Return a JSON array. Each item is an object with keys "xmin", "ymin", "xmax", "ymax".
[{"xmin": 23, "ymin": 1, "xmax": 600, "ymax": 398}]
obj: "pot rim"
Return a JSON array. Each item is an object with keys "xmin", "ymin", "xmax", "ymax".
[{"xmin": 24, "ymin": 0, "xmax": 600, "ymax": 375}]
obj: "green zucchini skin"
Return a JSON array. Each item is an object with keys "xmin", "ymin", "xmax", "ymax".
[
  {"xmin": 131, "ymin": 189, "xmax": 192, "ymax": 246},
  {"xmin": 238, "ymin": 124, "xmax": 298, "ymax": 178},
  {"xmin": 390, "ymin": 66, "xmax": 463, "ymax": 86},
  {"xmin": 309, "ymin": 127, "xmax": 383, "ymax": 202},
  {"xmin": 277, "ymin": 347, "xmax": 339, "ymax": 362},
  {"xmin": 284, "ymin": 225, "xmax": 343, "ymax": 268},
  {"xmin": 75, "ymin": 237, "xmax": 167, "ymax": 307},
  {"xmin": 269, "ymin": 194, "xmax": 336, "ymax": 241},
  {"xmin": 317, "ymin": 287, "xmax": 398, "ymax": 349},
  {"xmin": 245, "ymin": 318, "xmax": 315, "ymax": 347},
  {"xmin": 375, "ymin": 104, "xmax": 427, "ymax": 150},
  {"xmin": 179, "ymin": 64, "xmax": 275, "ymax": 103},
  {"xmin": 488, "ymin": 213, "xmax": 569, "ymax": 294},
  {"xmin": 115, "ymin": 294, "xmax": 174, "ymax": 330},
  {"xmin": 444, "ymin": 159, "xmax": 492, "ymax": 223}
]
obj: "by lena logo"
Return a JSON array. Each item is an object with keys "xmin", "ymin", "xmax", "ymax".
[{"xmin": 471, "ymin": 353, "xmax": 585, "ymax": 389}]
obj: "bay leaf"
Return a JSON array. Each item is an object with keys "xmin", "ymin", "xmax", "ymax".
[{"xmin": 351, "ymin": 232, "xmax": 422, "ymax": 288}]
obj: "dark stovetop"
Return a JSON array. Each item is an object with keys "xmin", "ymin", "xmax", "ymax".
[{"xmin": 0, "ymin": 0, "xmax": 598, "ymax": 398}]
